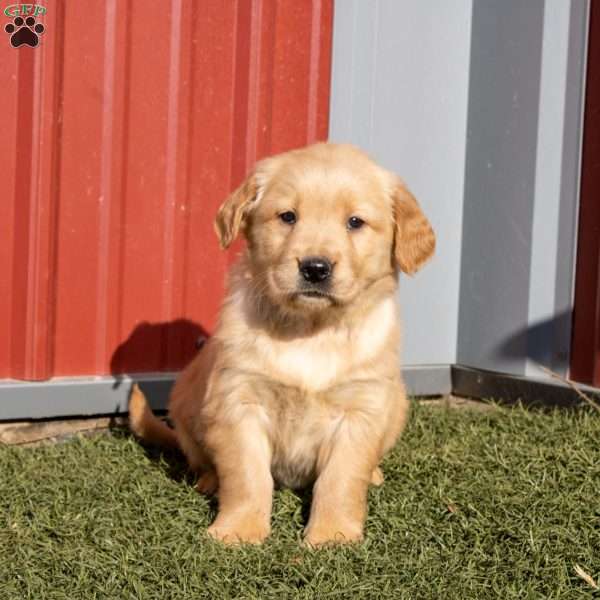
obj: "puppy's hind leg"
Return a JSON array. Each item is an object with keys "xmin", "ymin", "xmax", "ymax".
[
  {"xmin": 195, "ymin": 469, "xmax": 218, "ymax": 495},
  {"xmin": 175, "ymin": 423, "xmax": 217, "ymax": 494}
]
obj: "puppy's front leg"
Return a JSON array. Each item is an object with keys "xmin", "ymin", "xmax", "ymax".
[
  {"xmin": 206, "ymin": 418, "xmax": 273, "ymax": 545},
  {"xmin": 304, "ymin": 415, "xmax": 379, "ymax": 547}
]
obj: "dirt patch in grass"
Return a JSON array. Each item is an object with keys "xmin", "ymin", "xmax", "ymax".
[{"xmin": 0, "ymin": 416, "xmax": 128, "ymax": 447}]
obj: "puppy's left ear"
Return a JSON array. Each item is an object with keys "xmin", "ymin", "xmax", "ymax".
[
  {"xmin": 392, "ymin": 182, "xmax": 435, "ymax": 274},
  {"xmin": 214, "ymin": 173, "xmax": 261, "ymax": 249}
]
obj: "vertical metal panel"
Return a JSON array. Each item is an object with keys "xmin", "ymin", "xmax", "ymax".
[
  {"xmin": 330, "ymin": 0, "xmax": 588, "ymax": 381},
  {"xmin": 329, "ymin": 0, "xmax": 473, "ymax": 367},
  {"xmin": 456, "ymin": 0, "xmax": 588, "ymax": 379},
  {"xmin": 1, "ymin": 0, "xmax": 333, "ymax": 380},
  {"xmin": 457, "ymin": 1, "xmax": 546, "ymax": 376},
  {"xmin": 0, "ymin": 0, "xmax": 64, "ymax": 381},
  {"xmin": 526, "ymin": 0, "xmax": 588, "ymax": 378},
  {"xmin": 571, "ymin": 0, "xmax": 600, "ymax": 386}
]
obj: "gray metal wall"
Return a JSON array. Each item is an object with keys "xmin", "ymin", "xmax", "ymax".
[
  {"xmin": 330, "ymin": 0, "xmax": 472, "ymax": 367},
  {"xmin": 329, "ymin": 0, "xmax": 588, "ymax": 379}
]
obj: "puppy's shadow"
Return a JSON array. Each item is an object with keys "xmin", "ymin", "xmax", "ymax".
[
  {"xmin": 107, "ymin": 317, "xmax": 218, "ymax": 507},
  {"xmin": 112, "ymin": 405, "xmax": 313, "ymax": 526},
  {"xmin": 298, "ymin": 486, "xmax": 313, "ymax": 526},
  {"xmin": 110, "ymin": 318, "xmax": 208, "ymax": 389},
  {"xmin": 111, "ymin": 416, "xmax": 219, "ymax": 513},
  {"xmin": 273, "ymin": 481, "xmax": 314, "ymax": 533},
  {"xmin": 141, "ymin": 441, "xmax": 192, "ymax": 485}
]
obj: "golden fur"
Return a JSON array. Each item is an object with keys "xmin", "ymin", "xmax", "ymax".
[{"xmin": 129, "ymin": 143, "xmax": 435, "ymax": 546}]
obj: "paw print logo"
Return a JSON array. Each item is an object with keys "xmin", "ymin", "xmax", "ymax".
[{"xmin": 4, "ymin": 16, "xmax": 45, "ymax": 48}]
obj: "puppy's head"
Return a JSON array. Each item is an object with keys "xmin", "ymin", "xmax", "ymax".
[{"xmin": 215, "ymin": 143, "xmax": 435, "ymax": 314}]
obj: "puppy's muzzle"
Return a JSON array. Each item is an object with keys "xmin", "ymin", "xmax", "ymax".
[{"xmin": 298, "ymin": 257, "xmax": 333, "ymax": 284}]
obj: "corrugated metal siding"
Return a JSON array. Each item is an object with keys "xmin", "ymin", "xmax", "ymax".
[
  {"xmin": 0, "ymin": 0, "xmax": 333, "ymax": 380},
  {"xmin": 571, "ymin": 0, "xmax": 600, "ymax": 386}
]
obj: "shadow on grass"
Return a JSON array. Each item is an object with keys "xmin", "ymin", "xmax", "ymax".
[
  {"xmin": 107, "ymin": 419, "xmax": 195, "ymax": 485},
  {"xmin": 298, "ymin": 486, "xmax": 314, "ymax": 527},
  {"xmin": 108, "ymin": 417, "xmax": 317, "ymax": 528}
]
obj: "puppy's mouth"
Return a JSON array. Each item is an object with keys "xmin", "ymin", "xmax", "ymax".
[
  {"xmin": 267, "ymin": 270, "xmax": 344, "ymax": 308},
  {"xmin": 292, "ymin": 289, "xmax": 338, "ymax": 305}
]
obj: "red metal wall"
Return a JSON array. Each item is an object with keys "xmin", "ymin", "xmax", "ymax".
[
  {"xmin": 571, "ymin": 0, "xmax": 600, "ymax": 386},
  {"xmin": 0, "ymin": 0, "xmax": 333, "ymax": 380}
]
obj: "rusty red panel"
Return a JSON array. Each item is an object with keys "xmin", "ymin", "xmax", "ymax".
[
  {"xmin": 0, "ymin": 0, "xmax": 333, "ymax": 380},
  {"xmin": 571, "ymin": 1, "xmax": 600, "ymax": 386}
]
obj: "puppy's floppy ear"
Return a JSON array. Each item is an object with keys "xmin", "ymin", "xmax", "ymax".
[
  {"xmin": 214, "ymin": 173, "xmax": 261, "ymax": 249},
  {"xmin": 392, "ymin": 182, "xmax": 435, "ymax": 274}
]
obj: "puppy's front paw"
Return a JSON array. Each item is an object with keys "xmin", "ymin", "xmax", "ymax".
[
  {"xmin": 303, "ymin": 522, "xmax": 363, "ymax": 547},
  {"xmin": 207, "ymin": 517, "xmax": 270, "ymax": 545}
]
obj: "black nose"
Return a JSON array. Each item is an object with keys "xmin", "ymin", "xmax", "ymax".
[{"xmin": 299, "ymin": 257, "xmax": 332, "ymax": 283}]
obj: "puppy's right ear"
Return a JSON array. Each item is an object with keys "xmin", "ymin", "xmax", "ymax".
[{"xmin": 214, "ymin": 173, "xmax": 261, "ymax": 249}]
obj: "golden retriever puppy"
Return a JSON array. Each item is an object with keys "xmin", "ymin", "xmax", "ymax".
[{"xmin": 129, "ymin": 142, "xmax": 435, "ymax": 546}]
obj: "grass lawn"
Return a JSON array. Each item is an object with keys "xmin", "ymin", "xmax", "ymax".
[{"xmin": 1, "ymin": 401, "xmax": 599, "ymax": 599}]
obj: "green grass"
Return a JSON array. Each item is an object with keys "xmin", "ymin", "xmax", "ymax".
[{"xmin": 1, "ymin": 402, "xmax": 599, "ymax": 599}]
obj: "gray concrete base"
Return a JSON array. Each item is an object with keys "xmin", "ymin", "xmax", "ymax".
[
  {"xmin": 0, "ymin": 373, "xmax": 176, "ymax": 421},
  {"xmin": 0, "ymin": 366, "xmax": 452, "ymax": 421},
  {"xmin": 401, "ymin": 365, "xmax": 453, "ymax": 396},
  {"xmin": 1, "ymin": 364, "xmax": 597, "ymax": 421},
  {"xmin": 451, "ymin": 365, "xmax": 600, "ymax": 408}
]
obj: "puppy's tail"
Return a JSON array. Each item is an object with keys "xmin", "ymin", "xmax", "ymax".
[{"xmin": 128, "ymin": 384, "xmax": 179, "ymax": 449}]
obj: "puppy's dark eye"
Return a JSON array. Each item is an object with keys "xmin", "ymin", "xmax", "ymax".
[
  {"xmin": 279, "ymin": 211, "xmax": 297, "ymax": 225},
  {"xmin": 347, "ymin": 216, "xmax": 365, "ymax": 230}
]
